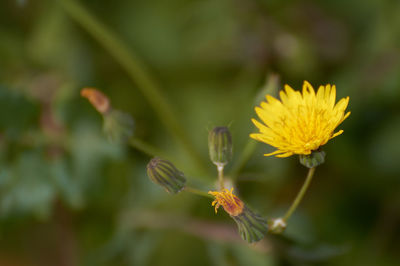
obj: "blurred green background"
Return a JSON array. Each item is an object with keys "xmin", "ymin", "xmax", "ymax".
[{"xmin": 1, "ymin": 0, "xmax": 400, "ymax": 265}]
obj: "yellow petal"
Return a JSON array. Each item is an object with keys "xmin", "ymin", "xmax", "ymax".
[{"xmin": 251, "ymin": 81, "xmax": 350, "ymax": 158}]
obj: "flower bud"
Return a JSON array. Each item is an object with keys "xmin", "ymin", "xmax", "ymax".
[
  {"xmin": 103, "ymin": 110, "xmax": 134, "ymax": 143},
  {"xmin": 208, "ymin": 126, "xmax": 232, "ymax": 166},
  {"xmin": 81, "ymin": 88, "xmax": 111, "ymax": 114},
  {"xmin": 147, "ymin": 157, "xmax": 186, "ymax": 194},
  {"xmin": 268, "ymin": 218, "xmax": 287, "ymax": 234},
  {"xmin": 299, "ymin": 150, "xmax": 326, "ymax": 168},
  {"xmin": 209, "ymin": 188, "xmax": 268, "ymax": 243}
]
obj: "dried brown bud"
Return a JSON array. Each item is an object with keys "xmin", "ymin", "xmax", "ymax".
[{"xmin": 81, "ymin": 88, "xmax": 111, "ymax": 114}]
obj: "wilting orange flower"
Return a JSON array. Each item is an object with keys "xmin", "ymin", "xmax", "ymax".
[
  {"xmin": 209, "ymin": 188, "xmax": 269, "ymax": 243},
  {"xmin": 81, "ymin": 88, "xmax": 110, "ymax": 114},
  {"xmin": 208, "ymin": 188, "xmax": 244, "ymax": 216},
  {"xmin": 250, "ymin": 81, "xmax": 350, "ymax": 157}
]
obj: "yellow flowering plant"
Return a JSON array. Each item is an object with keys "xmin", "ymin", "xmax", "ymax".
[{"xmin": 83, "ymin": 80, "xmax": 350, "ymax": 243}]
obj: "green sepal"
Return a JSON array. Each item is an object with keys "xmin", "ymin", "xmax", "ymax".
[
  {"xmin": 299, "ymin": 150, "xmax": 325, "ymax": 168},
  {"xmin": 231, "ymin": 206, "xmax": 268, "ymax": 243},
  {"xmin": 102, "ymin": 109, "xmax": 134, "ymax": 143}
]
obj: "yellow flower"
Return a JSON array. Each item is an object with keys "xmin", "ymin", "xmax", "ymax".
[
  {"xmin": 208, "ymin": 188, "xmax": 244, "ymax": 216},
  {"xmin": 250, "ymin": 81, "xmax": 350, "ymax": 157}
]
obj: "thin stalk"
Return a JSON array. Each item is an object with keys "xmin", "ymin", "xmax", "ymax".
[
  {"xmin": 217, "ymin": 164, "xmax": 225, "ymax": 190},
  {"xmin": 184, "ymin": 186, "xmax": 213, "ymax": 198},
  {"xmin": 59, "ymin": 0, "xmax": 206, "ymax": 172},
  {"xmin": 129, "ymin": 137, "xmax": 167, "ymax": 158},
  {"xmin": 283, "ymin": 167, "xmax": 316, "ymax": 221},
  {"xmin": 129, "ymin": 137, "xmax": 195, "ymax": 181}
]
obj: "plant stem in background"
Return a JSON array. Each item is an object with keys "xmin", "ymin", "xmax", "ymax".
[
  {"xmin": 59, "ymin": 0, "xmax": 206, "ymax": 173},
  {"xmin": 230, "ymin": 139, "xmax": 257, "ymax": 180},
  {"xmin": 184, "ymin": 186, "xmax": 213, "ymax": 198},
  {"xmin": 231, "ymin": 74, "xmax": 278, "ymax": 180},
  {"xmin": 129, "ymin": 137, "xmax": 169, "ymax": 158},
  {"xmin": 283, "ymin": 167, "xmax": 316, "ymax": 221}
]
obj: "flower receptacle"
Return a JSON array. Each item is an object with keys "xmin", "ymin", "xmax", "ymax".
[{"xmin": 299, "ymin": 150, "xmax": 326, "ymax": 168}]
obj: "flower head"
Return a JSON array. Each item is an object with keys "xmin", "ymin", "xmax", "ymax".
[
  {"xmin": 208, "ymin": 188, "xmax": 244, "ymax": 216},
  {"xmin": 209, "ymin": 188, "xmax": 269, "ymax": 243},
  {"xmin": 250, "ymin": 81, "xmax": 350, "ymax": 157}
]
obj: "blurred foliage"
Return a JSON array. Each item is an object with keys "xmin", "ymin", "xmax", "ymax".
[{"xmin": 1, "ymin": 0, "xmax": 400, "ymax": 265}]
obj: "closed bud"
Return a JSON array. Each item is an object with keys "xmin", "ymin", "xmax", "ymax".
[
  {"xmin": 103, "ymin": 110, "xmax": 134, "ymax": 143},
  {"xmin": 147, "ymin": 157, "xmax": 186, "ymax": 194},
  {"xmin": 81, "ymin": 88, "xmax": 111, "ymax": 114},
  {"xmin": 299, "ymin": 150, "xmax": 326, "ymax": 168},
  {"xmin": 208, "ymin": 126, "xmax": 232, "ymax": 166}
]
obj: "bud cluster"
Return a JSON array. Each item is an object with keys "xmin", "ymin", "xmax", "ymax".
[{"xmin": 80, "ymin": 81, "xmax": 336, "ymax": 245}]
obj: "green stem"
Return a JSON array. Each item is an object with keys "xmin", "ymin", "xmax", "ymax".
[
  {"xmin": 59, "ymin": 0, "xmax": 206, "ymax": 172},
  {"xmin": 184, "ymin": 186, "xmax": 213, "ymax": 198},
  {"xmin": 129, "ymin": 137, "xmax": 197, "ymax": 181},
  {"xmin": 129, "ymin": 137, "xmax": 166, "ymax": 158},
  {"xmin": 217, "ymin": 164, "xmax": 225, "ymax": 189},
  {"xmin": 283, "ymin": 167, "xmax": 316, "ymax": 221}
]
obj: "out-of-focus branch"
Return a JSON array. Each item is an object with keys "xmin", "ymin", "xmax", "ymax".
[{"xmin": 58, "ymin": 0, "xmax": 207, "ymax": 174}]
